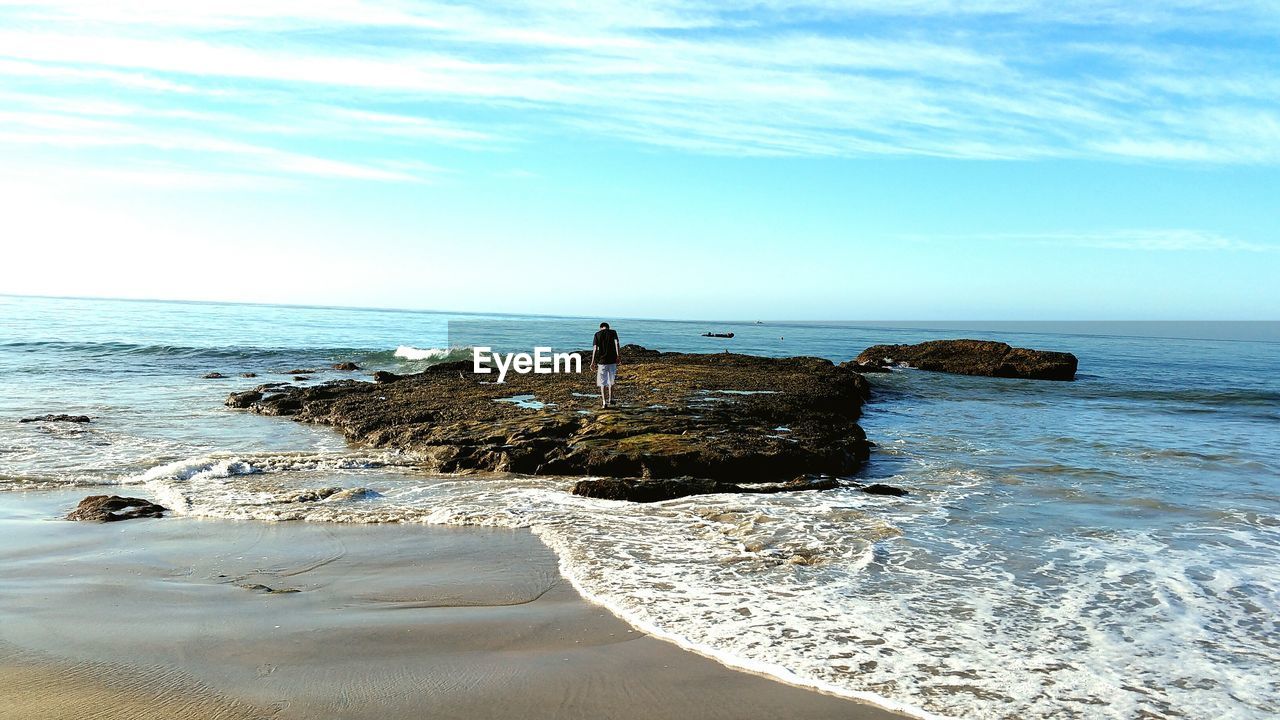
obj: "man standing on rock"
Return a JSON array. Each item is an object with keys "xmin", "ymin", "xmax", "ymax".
[{"xmin": 591, "ymin": 322, "xmax": 621, "ymax": 408}]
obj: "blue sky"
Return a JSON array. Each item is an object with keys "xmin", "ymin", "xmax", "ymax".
[{"xmin": 0, "ymin": 1, "xmax": 1276, "ymax": 320}]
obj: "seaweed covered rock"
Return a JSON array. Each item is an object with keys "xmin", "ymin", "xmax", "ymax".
[
  {"xmin": 235, "ymin": 346, "xmax": 871, "ymax": 486},
  {"xmin": 855, "ymin": 340, "xmax": 1077, "ymax": 381}
]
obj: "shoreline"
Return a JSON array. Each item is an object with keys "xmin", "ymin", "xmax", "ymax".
[{"xmin": 0, "ymin": 488, "xmax": 909, "ymax": 720}]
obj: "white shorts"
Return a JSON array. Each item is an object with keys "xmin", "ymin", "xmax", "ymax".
[{"xmin": 596, "ymin": 363, "xmax": 617, "ymax": 387}]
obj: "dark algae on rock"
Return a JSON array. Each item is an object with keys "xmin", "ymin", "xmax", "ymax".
[
  {"xmin": 856, "ymin": 339, "xmax": 1078, "ymax": 381},
  {"xmin": 233, "ymin": 346, "xmax": 873, "ymax": 495}
]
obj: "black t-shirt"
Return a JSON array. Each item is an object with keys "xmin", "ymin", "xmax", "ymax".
[{"xmin": 593, "ymin": 329, "xmax": 619, "ymax": 364}]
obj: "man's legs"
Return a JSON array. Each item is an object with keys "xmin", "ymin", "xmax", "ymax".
[
  {"xmin": 597, "ymin": 364, "xmax": 607, "ymax": 407},
  {"xmin": 596, "ymin": 364, "xmax": 615, "ymax": 408}
]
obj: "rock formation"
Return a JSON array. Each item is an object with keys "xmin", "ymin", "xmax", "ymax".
[
  {"xmin": 66, "ymin": 495, "xmax": 168, "ymax": 522},
  {"xmin": 19, "ymin": 414, "xmax": 91, "ymax": 423},
  {"xmin": 232, "ymin": 346, "xmax": 872, "ymax": 487},
  {"xmin": 855, "ymin": 339, "xmax": 1077, "ymax": 380}
]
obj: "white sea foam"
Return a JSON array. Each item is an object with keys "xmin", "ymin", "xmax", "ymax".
[{"xmin": 394, "ymin": 345, "xmax": 458, "ymax": 361}]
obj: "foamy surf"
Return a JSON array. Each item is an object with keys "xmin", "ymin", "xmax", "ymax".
[
  {"xmin": 136, "ymin": 457, "xmax": 1280, "ymax": 720},
  {"xmin": 394, "ymin": 345, "xmax": 471, "ymax": 362}
]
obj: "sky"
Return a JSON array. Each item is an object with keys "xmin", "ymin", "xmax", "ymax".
[{"xmin": 0, "ymin": 0, "xmax": 1277, "ymax": 320}]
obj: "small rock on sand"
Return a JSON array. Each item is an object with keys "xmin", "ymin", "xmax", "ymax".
[{"xmin": 66, "ymin": 495, "xmax": 168, "ymax": 522}]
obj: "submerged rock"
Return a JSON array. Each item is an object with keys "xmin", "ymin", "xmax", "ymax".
[
  {"xmin": 202, "ymin": 372, "xmax": 227, "ymax": 379},
  {"xmin": 284, "ymin": 368, "xmax": 318, "ymax": 375},
  {"xmin": 333, "ymin": 362, "xmax": 360, "ymax": 371},
  {"xmin": 239, "ymin": 346, "xmax": 872, "ymax": 491},
  {"xmin": 573, "ymin": 474, "xmax": 847, "ymax": 503},
  {"xmin": 855, "ymin": 340, "xmax": 1077, "ymax": 381},
  {"xmin": 19, "ymin": 414, "xmax": 90, "ymax": 424},
  {"xmin": 859, "ymin": 483, "xmax": 908, "ymax": 497},
  {"xmin": 574, "ymin": 477, "xmax": 736, "ymax": 502},
  {"xmin": 283, "ymin": 487, "xmax": 343, "ymax": 502},
  {"xmin": 327, "ymin": 487, "xmax": 380, "ymax": 501},
  {"xmin": 66, "ymin": 495, "xmax": 167, "ymax": 522}
]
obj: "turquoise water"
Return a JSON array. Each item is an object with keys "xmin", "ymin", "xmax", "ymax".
[{"xmin": 1, "ymin": 295, "xmax": 1277, "ymax": 719}]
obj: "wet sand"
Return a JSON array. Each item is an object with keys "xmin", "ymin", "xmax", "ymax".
[{"xmin": 0, "ymin": 490, "xmax": 906, "ymax": 720}]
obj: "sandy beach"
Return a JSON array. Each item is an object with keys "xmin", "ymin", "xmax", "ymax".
[{"xmin": 0, "ymin": 489, "xmax": 904, "ymax": 720}]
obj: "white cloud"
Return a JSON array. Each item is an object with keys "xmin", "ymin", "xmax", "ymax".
[
  {"xmin": 0, "ymin": 0, "xmax": 1277, "ymax": 173},
  {"xmin": 1036, "ymin": 229, "xmax": 1277, "ymax": 252},
  {"xmin": 0, "ymin": 121, "xmax": 431, "ymax": 182},
  {"xmin": 904, "ymin": 229, "xmax": 1277, "ymax": 253}
]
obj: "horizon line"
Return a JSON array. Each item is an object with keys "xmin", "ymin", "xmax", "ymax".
[{"xmin": 3, "ymin": 292, "xmax": 1277, "ymax": 327}]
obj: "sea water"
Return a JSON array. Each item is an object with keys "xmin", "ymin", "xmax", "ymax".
[{"xmin": 1, "ymin": 295, "xmax": 1277, "ymax": 719}]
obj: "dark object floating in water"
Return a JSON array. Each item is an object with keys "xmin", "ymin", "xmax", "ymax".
[
  {"xmin": 702, "ymin": 332, "xmax": 735, "ymax": 338},
  {"xmin": 19, "ymin": 414, "xmax": 91, "ymax": 424},
  {"xmin": 241, "ymin": 372, "xmax": 257, "ymax": 378},
  {"xmin": 284, "ymin": 368, "xmax": 318, "ymax": 375},
  {"xmin": 66, "ymin": 495, "xmax": 167, "ymax": 522},
  {"xmin": 855, "ymin": 339, "xmax": 1078, "ymax": 381},
  {"xmin": 333, "ymin": 362, "xmax": 360, "ymax": 371},
  {"xmin": 203, "ymin": 372, "xmax": 226, "ymax": 379}
]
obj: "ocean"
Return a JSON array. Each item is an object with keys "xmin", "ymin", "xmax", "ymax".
[{"xmin": 1, "ymin": 294, "xmax": 1276, "ymax": 719}]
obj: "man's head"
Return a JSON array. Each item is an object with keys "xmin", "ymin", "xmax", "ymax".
[{"xmin": 600, "ymin": 322, "xmax": 610, "ymax": 329}]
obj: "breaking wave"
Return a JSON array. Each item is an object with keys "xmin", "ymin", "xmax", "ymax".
[{"xmin": 393, "ymin": 345, "xmax": 472, "ymax": 363}]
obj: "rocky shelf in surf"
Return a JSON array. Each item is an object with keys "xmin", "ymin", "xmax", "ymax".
[
  {"xmin": 227, "ymin": 345, "xmax": 874, "ymax": 500},
  {"xmin": 856, "ymin": 339, "xmax": 1078, "ymax": 381}
]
